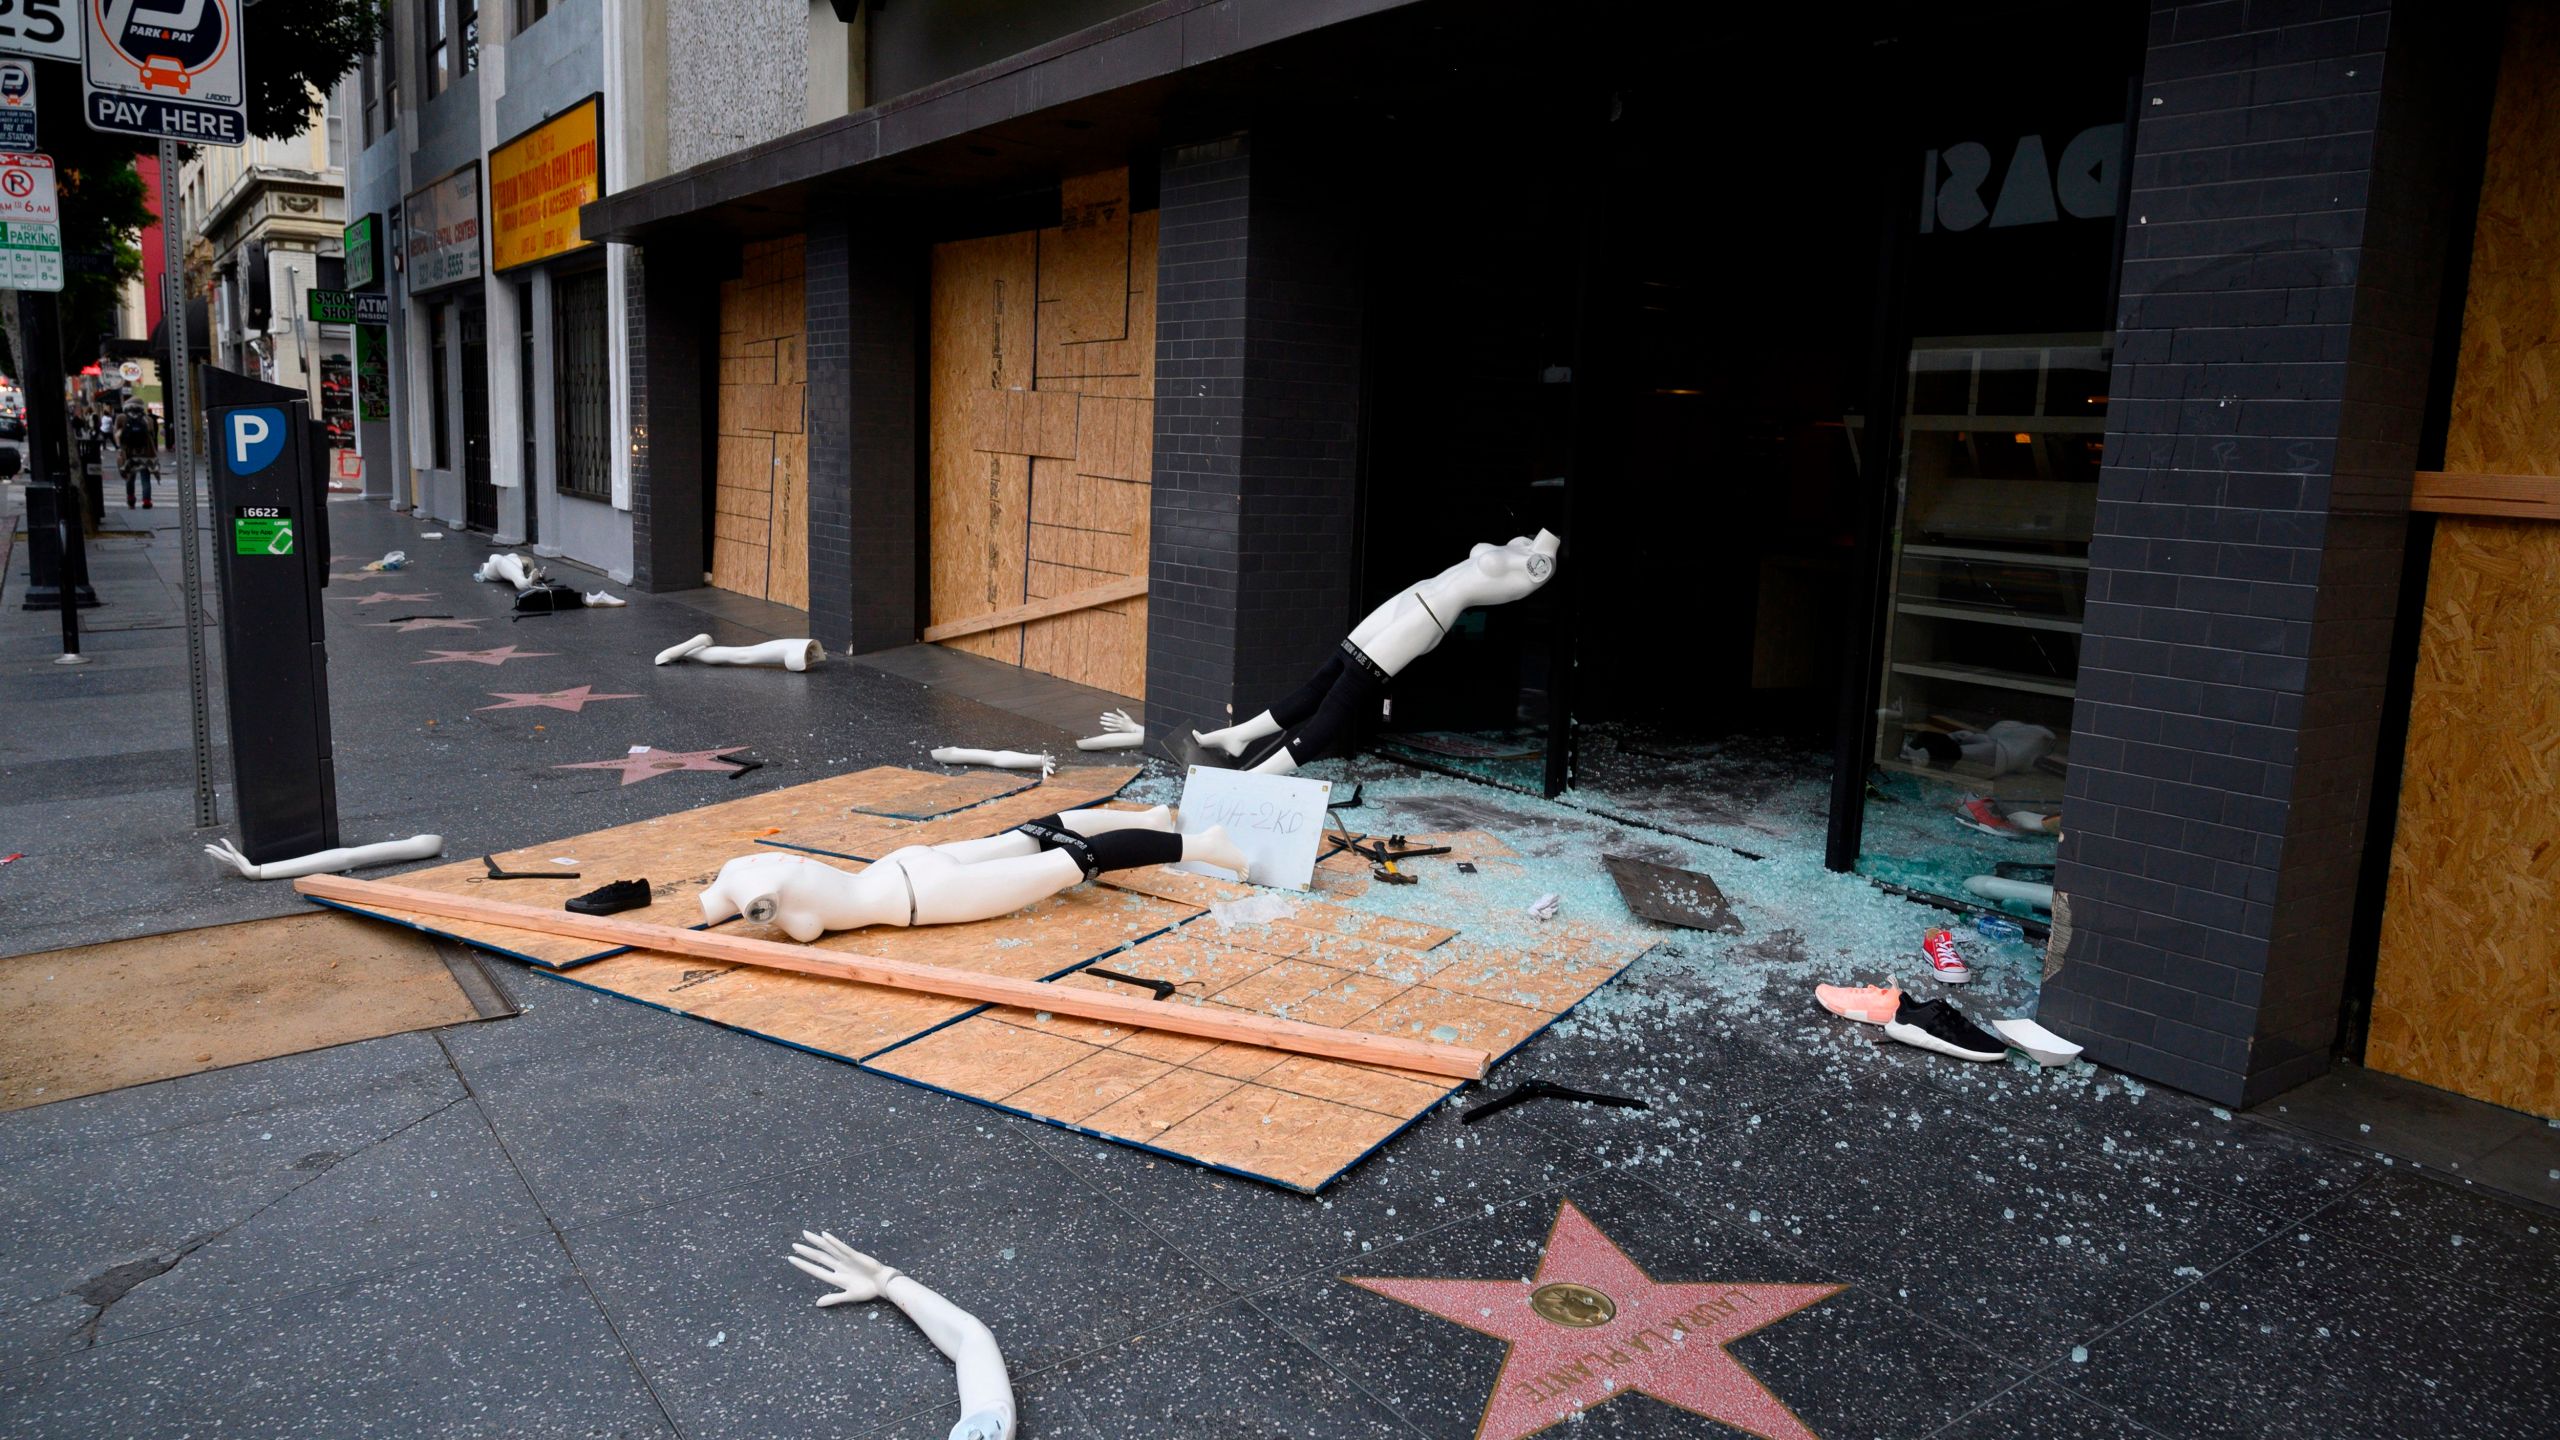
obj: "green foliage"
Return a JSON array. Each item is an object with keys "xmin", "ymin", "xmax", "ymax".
[
  {"xmin": 54, "ymin": 159, "xmax": 154, "ymax": 356},
  {"xmin": 244, "ymin": 0, "xmax": 389, "ymax": 143}
]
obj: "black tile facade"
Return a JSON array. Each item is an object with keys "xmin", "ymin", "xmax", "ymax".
[
  {"xmin": 802, "ymin": 209, "xmax": 922, "ymax": 652},
  {"xmin": 631, "ymin": 247, "xmax": 709, "ymax": 592},
  {"xmin": 1144, "ymin": 131, "xmax": 1366, "ymax": 739},
  {"xmin": 2045, "ymin": 0, "xmax": 2472, "ymax": 1107}
]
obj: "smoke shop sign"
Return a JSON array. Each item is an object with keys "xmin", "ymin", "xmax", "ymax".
[
  {"xmin": 404, "ymin": 162, "xmax": 482, "ymax": 292},
  {"xmin": 490, "ymin": 95, "xmax": 600, "ymax": 271}
]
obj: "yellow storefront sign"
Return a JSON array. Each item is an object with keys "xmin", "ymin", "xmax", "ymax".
[{"xmin": 490, "ymin": 96, "xmax": 602, "ymax": 271}]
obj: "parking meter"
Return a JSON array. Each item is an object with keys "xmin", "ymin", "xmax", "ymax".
[{"xmin": 204, "ymin": 368, "xmax": 339, "ymax": 863}]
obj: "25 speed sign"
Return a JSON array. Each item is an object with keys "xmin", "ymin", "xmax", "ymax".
[{"xmin": 0, "ymin": 0, "xmax": 79, "ymax": 62}]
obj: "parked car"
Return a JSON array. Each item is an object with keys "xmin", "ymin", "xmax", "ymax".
[{"xmin": 0, "ymin": 412, "xmax": 25, "ymax": 441}]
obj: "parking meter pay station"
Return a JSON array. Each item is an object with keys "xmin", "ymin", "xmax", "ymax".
[{"xmin": 204, "ymin": 368, "xmax": 340, "ymax": 862}]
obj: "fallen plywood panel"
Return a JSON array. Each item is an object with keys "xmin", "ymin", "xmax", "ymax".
[
  {"xmin": 761, "ymin": 767, "xmax": 1141, "ymax": 862},
  {"xmin": 866, "ymin": 913, "xmax": 1648, "ymax": 1191},
  {"xmin": 0, "ymin": 912, "xmax": 509, "ymax": 1111},
  {"xmin": 297, "ymin": 876, "xmax": 1493, "ymax": 1080}
]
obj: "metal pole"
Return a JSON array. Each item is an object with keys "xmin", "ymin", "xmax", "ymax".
[
  {"xmin": 52, "ymin": 511, "xmax": 87, "ymax": 665},
  {"xmin": 162, "ymin": 138, "xmax": 216, "ymax": 829}
]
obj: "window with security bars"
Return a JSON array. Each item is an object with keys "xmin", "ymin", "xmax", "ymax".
[{"xmin": 553, "ymin": 269, "xmax": 612, "ymax": 501}]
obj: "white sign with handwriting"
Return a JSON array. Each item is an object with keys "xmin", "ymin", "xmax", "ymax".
[{"xmin": 1174, "ymin": 766, "xmax": 1332, "ymax": 892}]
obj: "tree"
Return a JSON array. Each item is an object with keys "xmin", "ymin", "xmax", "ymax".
[{"xmin": 19, "ymin": 0, "xmax": 387, "ymax": 361}]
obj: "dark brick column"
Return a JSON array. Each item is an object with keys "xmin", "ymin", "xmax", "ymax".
[
  {"xmin": 2043, "ymin": 0, "xmax": 2479, "ymax": 1106},
  {"xmin": 802, "ymin": 208, "xmax": 921, "ymax": 652},
  {"xmin": 630, "ymin": 241, "xmax": 712, "ymax": 591},
  {"xmin": 1146, "ymin": 130, "xmax": 1366, "ymax": 739}
]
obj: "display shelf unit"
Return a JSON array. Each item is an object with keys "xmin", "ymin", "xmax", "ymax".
[{"xmin": 1873, "ymin": 334, "xmax": 2107, "ymax": 778}]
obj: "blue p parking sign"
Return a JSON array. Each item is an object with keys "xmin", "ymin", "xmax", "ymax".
[{"xmin": 227, "ymin": 407, "xmax": 287, "ymax": 475}]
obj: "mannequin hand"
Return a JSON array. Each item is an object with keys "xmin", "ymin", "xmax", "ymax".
[
  {"xmin": 203, "ymin": 838, "xmax": 262, "ymax": 879},
  {"xmin": 788, "ymin": 1230, "xmax": 899, "ymax": 1306},
  {"xmin": 1099, "ymin": 709, "xmax": 1141, "ymax": 736}
]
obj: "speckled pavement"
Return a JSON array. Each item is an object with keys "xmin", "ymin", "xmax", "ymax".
[{"xmin": 4, "ymin": 493, "xmax": 2557, "ymax": 1438}]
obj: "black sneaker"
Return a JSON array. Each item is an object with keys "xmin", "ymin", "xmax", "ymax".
[{"xmin": 1883, "ymin": 994, "xmax": 2008, "ymax": 1062}]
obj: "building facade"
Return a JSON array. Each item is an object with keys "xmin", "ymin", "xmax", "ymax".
[
  {"xmin": 178, "ymin": 90, "xmax": 355, "ymax": 449},
  {"xmin": 555, "ymin": 0, "xmax": 2560, "ymax": 1123}
]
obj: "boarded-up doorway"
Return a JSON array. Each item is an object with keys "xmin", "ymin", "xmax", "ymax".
[
  {"xmin": 926, "ymin": 169, "xmax": 1154, "ymax": 698},
  {"xmin": 713, "ymin": 236, "xmax": 809, "ymax": 608}
]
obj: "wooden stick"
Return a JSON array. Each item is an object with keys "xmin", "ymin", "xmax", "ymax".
[
  {"xmin": 921, "ymin": 576, "xmax": 1148, "ymax": 643},
  {"xmin": 296, "ymin": 874, "xmax": 1489, "ymax": 1080},
  {"xmin": 2412, "ymin": 470, "xmax": 2560, "ymax": 520}
]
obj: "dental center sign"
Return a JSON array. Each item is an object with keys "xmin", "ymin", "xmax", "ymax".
[{"xmin": 81, "ymin": 0, "xmax": 247, "ymax": 146}]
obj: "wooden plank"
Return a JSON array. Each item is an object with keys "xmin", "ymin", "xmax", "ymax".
[
  {"xmin": 771, "ymin": 430, "xmax": 809, "ymax": 610},
  {"xmin": 1074, "ymin": 394, "xmax": 1150, "ymax": 481},
  {"xmin": 1036, "ymin": 208, "xmax": 1156, "ymax": 390},
  {"xmin": 929, "ymin": 231, "xmax": 1039, "ymax": 661},
  {"xmin": 1044, "ymin": 168, "xmax": 1131, "ymax": 343},
  {"xmin": 294, "ymin": 876, "xmax": 1493, "ymax": 1080},
  {"xmin": 709, "ymin": 536, "xmax": 768, "ymax": 597},
  {"xmin": 967, "ymin": 386, "xmax": 1080, "ymax": 458},
  {"xmin": 2441, "ymin": 3, "xmax": 2560, "ymax": 482},
  {"xmin": 921, "ymin": 576, "xmax": 1148, "ymax": 642},
  {"xmin": 2411, "ymin": 471, "xmax": 2560, "ymax": 520}
]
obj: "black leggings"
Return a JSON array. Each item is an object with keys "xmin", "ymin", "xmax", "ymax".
[
  {"xmin": 1011, "ymin": 814, "xmax": 1182, "ymax": 880},
  {"xmin": 1237, "ymin": 641, "xmax": 1386, "ymax": 770}
]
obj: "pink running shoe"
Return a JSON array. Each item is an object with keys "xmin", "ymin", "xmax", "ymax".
[
  {"xmin": 1921, "ymin": 929, "xmax": 1972, "ymax": 984},
  {"xmin": 1816, "ymin": 984, "xmax": 1903, "ymax": 1025}
]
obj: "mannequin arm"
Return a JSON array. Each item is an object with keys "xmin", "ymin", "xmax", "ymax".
[
  {"xmin": 930, "ymin": 747, "xmax": 1057, "ymax": 777},
  {"xmin": 655, "ymin": 634, "xmax": 826, "ymax": 671},
  {"xmin": 1076, "ymin": 709, "xmax": 1146, "ymax": 751},
  {"xmin": 204, "ymin": 834, "xmax": 445, "ymax": 881},
  {"xmin": 789, "ymin": 1232, "xmax": 1015, "ymax": 1440}
]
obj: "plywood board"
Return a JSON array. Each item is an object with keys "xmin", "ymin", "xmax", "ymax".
[
  {"xmin": 711, "ymin": 233, "xmax": 809, "ymax": 606},
  {"xmin": 932, "ymin": 204, "xmax": 1153, "ymax": 690},
  {"xmin": 0, "ymin": 912, "xmax": 501, "ymax": 1111},
  {"xmin": 866, "ymin": 903, "xmax": 1650, "ymax": 1192},
  {"xmin": 321, "ymin": 766, "xmax": 1095, "ymax": 967},
  {"xmin": 2371, "ymin": 4, "xmax": 2560, "ymax": 1119},
  {"xmin": 2371, "ymin": 518, "xmax": 2560, "ymax": 1114},
  {"xmin": 1044, "ymin": 168, "xmax": 1131, "ymax": 343}
]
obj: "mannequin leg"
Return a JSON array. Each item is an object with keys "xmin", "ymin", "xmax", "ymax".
[
  {"xmin": 1235, "ymin": 656, "xmax": 1383, "ymax": 773},
  {"xmin": 908, "ymin": 848, "xmax": 1091, "ymax": 924},
  {"xmin": 1193, "ymin": 653, "xmax": 1344, "ymax": 756}
]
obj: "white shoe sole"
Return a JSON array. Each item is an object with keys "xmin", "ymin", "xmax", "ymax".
[
  {"xmin": 1929, "ymin": 966, "xmax": 1971, "ymax": 985},
  {"xmin": 1884, "ymin": 1020, "xmax": 2006, "ymax": 1063}
]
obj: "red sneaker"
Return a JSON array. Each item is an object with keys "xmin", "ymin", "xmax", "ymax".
[{"xmin": 1921, "ymin": 928, "xmax": 1972, "ymax": 985}]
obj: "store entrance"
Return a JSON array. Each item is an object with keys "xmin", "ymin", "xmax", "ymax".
[{"xmin": 459, "ymin": 302, "xmax": 495, "ymax": 533}]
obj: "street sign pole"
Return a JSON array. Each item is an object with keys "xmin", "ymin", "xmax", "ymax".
[{"xmin": 162, "ymin": 137, "xmax": 215, "ymax": 828}]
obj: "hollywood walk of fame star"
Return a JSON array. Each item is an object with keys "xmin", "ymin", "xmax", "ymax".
[
  {"xmin": 1346, "ymin": 1200, "xmax": 1841, "ymax": 1440},
  {"xmin": 414, "ymin": 645, "xmax": 558, "ymax": 667},
  {"xmin": 345, "ymin": 590, "xmax": 439, "ymax": 606},
  {"xmin": 374, "ymin": 616, "xmax": 484, "ymax": 633},
  {"xmin": 476, "ymin": 685, "xmax": 643, "ymax": 714},
  {"xmin": 327, "ymin": 571, "xmax": 395, "ymax": 583},
  {"xmin": 555, "ymin": 746, "xmax": 748, "ymax": 785}
]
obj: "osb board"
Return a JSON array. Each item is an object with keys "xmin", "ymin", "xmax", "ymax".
[
  {"xmin": 1044, "ymin": 168, "xmax": 1131, "ymax": 343},
  {"xmin": 0, "ymin": 912, "xmax": 497, "ymax": 1111},
  {"xmin": 321, "ymin": 766, "xmax": 1101, "ymax": 968},
  {"xmin": 2439, "ymin": 0, "xmax": 2560, "ymax": 480},
  {"xmin": 546, "ymin": 881, "xmax": 1201, "ymax": 1064},
  {"xmin": 865, "ymin": 908, "xmax": 1652, "ymax": 1192},
  {"xmin": 713, "ymin": 234, "xmax": 808, "ymax": 605},
  {"xmin": 2371, "ymin": 518, "xmax": 2560, "ymax": 1115},
  {"xmin": 929, "ymin": 232, "xmax": 1038, "ymax": 662},
  {"xmin": 928, "ymin": 185, "xmax": 1154, "ymax": 691},
  {"xmin": 2370, "ymin": 5, "xmax": 2560, "ymax": 1118}
]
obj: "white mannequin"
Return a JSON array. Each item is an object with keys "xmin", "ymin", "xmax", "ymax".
[
  {"xmin": 655, "ymin": 634, "xmax": 826, "ymax": 671},
  {"xmin": 1192, "ymin": 531, "xmax": 1562, "ymax": 774},
  {"xmin": 929, "ymin": 747, "xmax": 1056, "ymax": 777},
  {"xmin": 790, "ymin": 1231, "xmax": 1014, "ymax": 1440},
  {"xmin": 1076, "ymin": 708, "xmax": 1145, "ymax": 751},
  {"xmin": 203, "ymin": 834, "xmax": 445, "ymax": 881},
  {"xmin": 699, "ymin": 806, "xmax": 1248, "ymax": 941},
  {"xmin": 474, "ymin": 553, "xmax": 541, "ymax": 588}
]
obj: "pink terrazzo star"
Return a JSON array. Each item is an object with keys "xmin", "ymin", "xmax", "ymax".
[
  {"xmin": 414, "ymin": 645, "xmax": 558, "ymax": 666},
  {"xmin": 555, "ymin": 746, "xmax": 748, "ymax": 784},
  {"xmin": 374, "ymin": 616, "xmax": 483, "ymax": 633},
  {"xmin": 346, "ymin": 590, "xmax": 439, "ymax": 605},
  {"xmin": 1347, "ymin": 1200, "xmax": 1840, "ymax": 1440},
  {"xmin": 476, "ymin": 685, "xmax": 642, "ymax": 714},
  {"xmin": 327, "ymin": 571, "xmax": 394, "ymax": 582}
]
